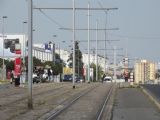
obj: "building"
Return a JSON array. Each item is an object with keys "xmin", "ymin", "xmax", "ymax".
[
  {"xmin": 0, "ymin": 34, "xmax": 107, "ymax": 71},
  {"xmin": 82, "ymin": 53, "xmax": 106, "ymax": 71},
  {"xmin": 134, "ymin": 60, "xmax": 157, "ymax": 84},
  {"xmin": 33, "ymin": 44, "xmax": 55, "ymax": 62}
]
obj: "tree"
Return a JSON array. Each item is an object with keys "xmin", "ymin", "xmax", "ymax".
[
  {"xmin": 67, "ymin": 41, "xmax": 83, "ymax": 76},
  {"xmin": 25, "ymin": 56, "xmax": 43, "ymax": 70},
  {"xmin": 43, "ymin": 53, "xmax": 63, "ymax": 75},
  {"xmin": 0, "ymin": 58, "xmax": 14, "ymax": 70},
  {"xmin": 0, "ymin": 58, "xmax": 3, "ymax": 68},
  {"xmin": 90, "ymin": 63, "xmax": 103, "ymax": 82},
  {"xmin": 5, "ymin": 60, "xmax": 14, "ymax": 70}
]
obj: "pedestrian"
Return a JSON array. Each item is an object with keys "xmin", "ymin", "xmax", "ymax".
[
  {"xmin": 10, "ymin": 71, "xmax": 14, "ymax": 84},
  {"xmin": 48, "ymin": 69, "xmax": 51, "ymax": 81},
  {"xmin": 15, "ymin": 75, "xmax": 20, "ymax": 87},
  {"xmin": 102, "ymin": 74, "xmax": 106, "ymax": 83}
]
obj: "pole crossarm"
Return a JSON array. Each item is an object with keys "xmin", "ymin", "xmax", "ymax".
[
  {"xmin": 59, "ymin": 28, "xmax": 119, "ymax": 30},
  {"xmin": 75, "ymin": 40, "xmax": 120, "ymax": 42},
  {"xmin": 107, "ymin": 54, "xmax": 124, "ymax": 56},
  {"xmin": 84, "ymin": 48, "xmax": 123, "ymax": 50},
  {"xmin": 33, "ymin": 7, "xmax": 118, "ymax": 11}
]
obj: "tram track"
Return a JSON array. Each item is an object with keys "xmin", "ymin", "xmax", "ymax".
[
  {"xmin": 42, "ymin": 83, "xmax": 115, "ymax": 120},
  {"xmin": 2, "ymin": 83, "xmax": 97, "ymax": 120}
]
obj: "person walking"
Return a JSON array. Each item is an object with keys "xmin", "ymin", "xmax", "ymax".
[{"xmin": 102, "ymin": 74, "xmax": 106, "ymax": 83}]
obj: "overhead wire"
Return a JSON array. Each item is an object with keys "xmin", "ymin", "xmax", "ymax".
[
  {"xmin": 97, "ymin": 1, "xmax": 113, "ymax": 48},
  {"xmin": 37, "ymin": 9, "xmax": 65, "ymax": 29}
]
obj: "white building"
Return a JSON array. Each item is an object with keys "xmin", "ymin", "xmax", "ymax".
[{"xmin": 0, "ymin": 34, "xmax": 106, "ymax": 71}]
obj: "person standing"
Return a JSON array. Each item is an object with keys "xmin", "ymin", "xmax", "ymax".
[
  {"xmin": 10, "ymin": 70, "xmax": 14, "ymax": 84},
  {"xmin": 102, "ymin": 74, "xmax": 106, "ymax": 83},
  {"xmin": 48, "ymin": 69, "xmax": 51, "ymax": 81}
]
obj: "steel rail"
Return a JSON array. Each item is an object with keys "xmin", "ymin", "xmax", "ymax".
[
  {"xmin": 0, "ymin": 84, "xmax": 68, "ymax": 107},
  {"xmin": 46, "ymin": 85, "xmax": 99, "ymax": 120},
  {"xmin": 96, "ymin": 84, "xmax": 114, "ymax": 120}
]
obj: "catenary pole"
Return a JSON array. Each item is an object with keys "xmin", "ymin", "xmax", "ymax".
[
  {"xmin": 113, "ymin": 46, "xmax": 117, "ymax": 80},
  {"xmin": 96, "ymin": 20, "xmax": 98, "ymax": 81},
  {"xmin": 72, "ymin": 0, "xmax": 75, "ymax": 88},
  {"xmin": 104, "ymin": 11, "xmax": 108, "ymax": 74},
  {"xmin": 28, "ymin": 0, "xmax": 33, "ymax": 109},
  {"xmin": 2, "ymin": 16, "xmax": 7, "ymax": 81},
  {"xmin": 87, "ymin": 2, "xmax": 90, "ymax": 83}
]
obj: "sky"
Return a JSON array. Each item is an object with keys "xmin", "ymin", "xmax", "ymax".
[{"xmin": 0, "ymin": 0, "xmax": 160, "ymax": 63}]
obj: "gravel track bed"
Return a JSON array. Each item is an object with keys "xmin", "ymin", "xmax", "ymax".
[
  {"xmin": 0, "ymin": 82, "xmax": 97, "ymax": 120},
  {"xmin": 0, "ymin": 83, "xmax": 69, "ymax": 106},
  {"xmin": 52, "ymin": 83, "xmax": 113, "ymax": 120}
]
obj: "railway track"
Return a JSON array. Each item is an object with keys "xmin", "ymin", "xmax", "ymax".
[
  {"xmin": 1, "ymin": 83, "xmax": 97, "ymax": 120},
  {"xmin": 0, "ymin": 83, "xmax": 70, "ymax": 107},
  {"xmin": 42, "ymin": 83, "xmax": 115, "ymax": 120}
]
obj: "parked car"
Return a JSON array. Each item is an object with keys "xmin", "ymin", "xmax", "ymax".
[
  {"xmin": 63, "ymin": 74, "xmax": 72, "ymax": 82},
  {"xmin": 75, "ymin": 76, "xmax": 84, "ymax": 83}
]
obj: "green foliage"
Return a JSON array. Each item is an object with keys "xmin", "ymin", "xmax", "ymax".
[
  {"xmin": 0, "ymin": 58, "xmax": 14, "ymax": 70},
  {"xmin": 90, "ymin": 63, "xmax": 103, "ymax": 81},
  {"xmin": 0, "ymin": 58, "xmax": 2, "ymax": 67},
  {"xmin": 67, "ymin": 41, "xmax": 84, "ymax": 76},
  {"xmin": 5, "ymin": 60, "xmax": 14, "ymax": 70},
  {"xmin": 42, "ymin": 53, "xmax": 63, "ymax": 75},
  {"xmin": 33, "ymin": 57, "xmax": 43, "ymax": 67},
  {"xmin": 0, "ymin": 53, "xmax": 64, "ymax": 75},
  {"xmin": 25, "ymin": 56, "xmax": 43, "ymax": 69}
]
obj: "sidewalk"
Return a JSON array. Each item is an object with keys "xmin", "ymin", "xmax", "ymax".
[{"xmin": 112, "ymin": 88, "xmax": 160, "ymax": 120}]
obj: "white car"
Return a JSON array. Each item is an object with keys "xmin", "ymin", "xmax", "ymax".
[{"xmin": 104, "ymin": 76, "xmax": 112, "ymax": 82}]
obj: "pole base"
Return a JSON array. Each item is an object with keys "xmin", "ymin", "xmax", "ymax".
[
  {"xmin": 28, "ymin": 103, "xmax": 33, "ymax": 109},
  {"xmin": 73, "ymin": 85, "xmax": 75, "ymax": 89}
]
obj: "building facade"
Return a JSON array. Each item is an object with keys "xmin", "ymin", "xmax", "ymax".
[{"xmin": 134, "ymin": 60, "xmax": 157, "ymax": 84}]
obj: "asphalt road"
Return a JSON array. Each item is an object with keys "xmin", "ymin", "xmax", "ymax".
[
  {"xmin": 112, "ymin": 88, "xmax": 160, "ymax": 120},
  {"xmin": 142, "ymin": 84, "xmax": 160, "ymax": 101}
]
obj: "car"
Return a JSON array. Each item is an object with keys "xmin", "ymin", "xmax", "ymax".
[
  {"xmin": 104, "ymin": 76, "xmax": 112, "ymax": 82},
  {"xmin": 63, "ymin": 74, "xmax": 72, "ymax": 82},
  {"xmin": 75, "ymin": 76, "xmax": 84, "ymax": 83}
]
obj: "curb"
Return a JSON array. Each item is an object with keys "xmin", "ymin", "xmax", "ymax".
[{"xmin": 140, "ymin": 86, "xmax": 160, "ymax": 111}]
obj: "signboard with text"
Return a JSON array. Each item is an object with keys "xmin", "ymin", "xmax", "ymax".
[{"xmin": 14, "ymin": 57, "xmax": 21, "ymax": 76}]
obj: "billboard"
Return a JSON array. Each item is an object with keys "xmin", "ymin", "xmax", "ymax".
[{"xmin": 14, "ymin": 57, "xmax": 21, "ymax": 76}]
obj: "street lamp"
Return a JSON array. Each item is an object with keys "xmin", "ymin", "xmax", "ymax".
[{"xmin": 2, "ymin": 16, "xmax": 7, "ymax": 81}]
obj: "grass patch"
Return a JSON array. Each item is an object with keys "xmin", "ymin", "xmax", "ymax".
[{"xmin": 0, "ymin": 80, "xmax": 10, "ymax": 84}]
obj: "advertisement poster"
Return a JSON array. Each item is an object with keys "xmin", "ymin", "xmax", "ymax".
[{"xmin": 14, "ymin": 57, "xmax": 21, "ymax": 76}]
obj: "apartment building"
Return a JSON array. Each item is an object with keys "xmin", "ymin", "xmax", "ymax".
[{"xmin": 134, "ymin": 60, "xmax": 157, "ymax": 84}]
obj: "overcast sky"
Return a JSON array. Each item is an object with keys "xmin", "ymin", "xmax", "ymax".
[{"xmin": 0, "ymin": 0, "xmax": 160, "ymax": 63}]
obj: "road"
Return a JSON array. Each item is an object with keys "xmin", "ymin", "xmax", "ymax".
[
  {"xmin": 112, "ymin": 87, "xmax": 160, "ymax": 120},
  {"xmin": 142, "ymin": 84, "xmax": 160, "ymax": 102}
]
